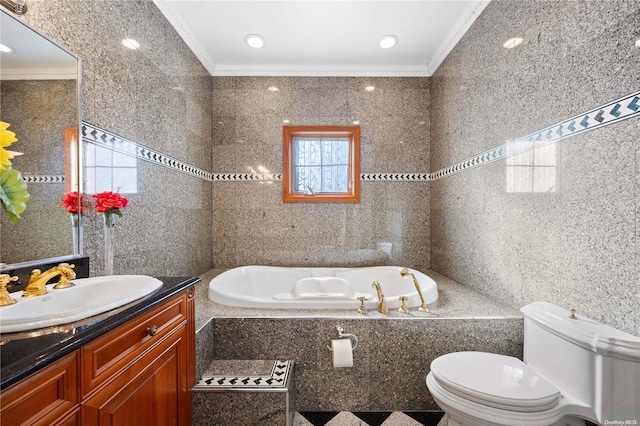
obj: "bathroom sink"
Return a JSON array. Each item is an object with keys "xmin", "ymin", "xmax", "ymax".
[{"xmin": 0, "ymin": 275, "xmax": 162, "ymax": 333}]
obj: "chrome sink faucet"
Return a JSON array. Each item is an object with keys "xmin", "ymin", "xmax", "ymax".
[
  {"xmin": 371, "ymin": 281, "xmax": 388, "ymax": 314},
  {"xmin": 23, "ymin": 263, "xmax": 76, "ymax": 298},
  {"xmin": 400, "ymin": 268, "xmax": 428, "ymax": 312}
]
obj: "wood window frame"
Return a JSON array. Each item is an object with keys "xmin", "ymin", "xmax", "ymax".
[{"xmin": 282, "ymin": 125, "xmax": 360, "ymax": 203}]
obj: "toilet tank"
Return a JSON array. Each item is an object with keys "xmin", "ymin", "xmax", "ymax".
[{"xmin": 521, "ymin": 302, "xmax": 640, "ymax": 424}]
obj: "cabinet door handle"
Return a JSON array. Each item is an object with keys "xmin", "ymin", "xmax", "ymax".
[{"xmin": 146, "ymin": 325, "xmax": 158, "ymax": 336}]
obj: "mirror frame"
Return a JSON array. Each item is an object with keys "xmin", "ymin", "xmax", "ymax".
[{"xmin": 0, "ymin": 9, "xmax": 83, "ymax": 267}]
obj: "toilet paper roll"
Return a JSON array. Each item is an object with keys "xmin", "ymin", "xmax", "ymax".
[{"xmin": 331, "ymin": 339, "xmax": 353, "ymax": 368}]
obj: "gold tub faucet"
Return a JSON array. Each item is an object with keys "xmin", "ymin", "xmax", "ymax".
[
  {"xmin": 371, "ymin": 281, "xmax": 388, "ymax": 314},
  {"xmin": 23, "ymin": 263, "xmax": 76, "ymax": 298},
  {"xmin": 400, "ymin": 268, "xmax": 428, "ymax": 312}
]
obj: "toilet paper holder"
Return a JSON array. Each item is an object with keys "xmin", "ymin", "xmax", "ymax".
[{"xmin": 327, "ymin": 326, "xmax": 358, "ymax": 351}]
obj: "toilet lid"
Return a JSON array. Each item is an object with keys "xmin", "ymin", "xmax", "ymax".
[{"xmin": 430, "ymin": 352, "xmax": 561, "ymax": 412}]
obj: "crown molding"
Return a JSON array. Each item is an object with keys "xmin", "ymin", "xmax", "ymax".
[
  {"xmin": 153, "ymin": 0, "xmax": 217, "ymax": 75},
  {"xmin": 425, "ymin": 0, "xmax": 491, "ymax": 76},
  {"xmin": 212, "ymin": 64, "xmax": 430, "ymax": 77},
  {"xmin": 0, "ymin": 68, "xmax": 77, "ymax": 80}
]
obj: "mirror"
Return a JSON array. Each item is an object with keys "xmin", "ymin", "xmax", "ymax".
[{"xmin": 0, "ymin": 10, "xmax": 81, "ymax": 265}]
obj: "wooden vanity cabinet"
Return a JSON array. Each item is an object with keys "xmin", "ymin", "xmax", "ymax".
[
  {"xmin": 81, "ymin": 287, "xmax": 195, "ymax": 425},
  {"xmin": 0, "ymin": 286, "xmax": 195, "ymax": 426},
  {"xmin": 0, "ymin": 352, "xmax": 80, "ymax": 426}
]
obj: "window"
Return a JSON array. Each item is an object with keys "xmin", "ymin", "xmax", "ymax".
[
  {"xmin": 84, "ymin": 143, "xmax": 137, "ymax": 195},
  {"xmin": 282, "ymin": 126, "xmax": 360, "ymax": 203},
  {"xmin": 506, "ymin": 143, "xmax": 556, "ymax": 193}
]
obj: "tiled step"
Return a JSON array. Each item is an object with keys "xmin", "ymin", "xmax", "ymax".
[{"xmin": 192, "ymin": 359, "xmax": 295, "ymax": 426}]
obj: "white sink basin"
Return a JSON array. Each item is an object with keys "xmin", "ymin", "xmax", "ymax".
[{"xmin": 0, "ymin": 275, "xmax": 162, "ymax": 333}]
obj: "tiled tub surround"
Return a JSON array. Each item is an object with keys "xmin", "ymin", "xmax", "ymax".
[
  {"xmin": 430, "ymin": 0, "xmax": 640, "ymax": 336},
  {"xmin": 22, "ymin": 0, "xmax": 213, "ymax": 278},
  {"xmin": 212, "ymin": 76, "xmax": 431, "ymax": 271},
  {"xmin": 194, "ymin": 269, "xmax": 523, "ymax": 412}
]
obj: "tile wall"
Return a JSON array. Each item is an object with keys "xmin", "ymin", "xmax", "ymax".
[
  {"xmin": 211, "ymin": 77, "xmax": 431, "ymax": 270},
  {"xmin": 430, "ymin": 0, "xmax": 640, "ymax": 335},
  {"xmin": 207, "ymin": 316, "xmax": 522, "ymax": 411},
  {"xmin": 20, "ymin": 0, "xmax": 213, "ymax": 276}
]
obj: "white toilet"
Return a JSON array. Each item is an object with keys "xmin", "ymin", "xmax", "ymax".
[{"xmin": 426, "ymin": 301, "xmax": 640, "ymax": 426}]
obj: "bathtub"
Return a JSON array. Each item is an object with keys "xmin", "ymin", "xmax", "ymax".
[{"xmin": 208, "ymin": 265, "xmax": 438, "ymax": 310}]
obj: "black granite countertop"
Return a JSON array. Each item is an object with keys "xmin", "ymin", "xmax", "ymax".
[{"xmin": 0, "ymin": 276, "xmax": 199, "ymax": 390}]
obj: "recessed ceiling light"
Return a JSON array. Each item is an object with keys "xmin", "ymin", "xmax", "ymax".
[
  {"xmin": 245, "ymin": 34, "xmax": 265, "ymax": 49},
  {"xmin": 0, "ymin": 44, "xmax": 12, "ymax": 53},
  {"xmin": 352, "ymin": 121, "xmax": 360, "ymax": 125},
  {"xmin": 268, "ymin": 86, "xmax": 279, "ymax": 92},
  {"xmin": 379, "ymin": 35, "xmax": 398, "ymax": 49},
  {"xmin": 365, "ymin": 86, "xmax": 375, "ymax": 92},
  {"xmin": 503, "ymin": 37, "xmax": 523, "ymax": 49},
  {"xmin": 122, "ymin": 38, "xmax": 140, "ymax": 50}
]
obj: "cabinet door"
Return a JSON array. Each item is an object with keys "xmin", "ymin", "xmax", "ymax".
[
  {"xmin": 82, "ymin": 323, "xmax": 191, "ymax": 426},
  {"xmin": 0, "ymin": 351, "xmax": 79, "ymax": 426}
]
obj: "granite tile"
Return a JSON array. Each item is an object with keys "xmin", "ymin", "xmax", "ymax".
[
  {"xmin": 21, "ymin": 0, "xmax": 213, "ymax": 277},
  {"xmin": 195, "ymin": 319, "xmax": 214, "ymax": 380},
  {"xmin": 430, "ymin": 0, "xmax": 639, "ymax": 336},
  {"xmin": 192, "ymin": 391, "xmax": 290, "ymax": 426},
  {"xmin": 212, "ymin": 88, "xmax": 238, "ymax": 117}
]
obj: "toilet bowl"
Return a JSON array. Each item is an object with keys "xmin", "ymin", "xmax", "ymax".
[{"xmin": 426, "ymin": 302, "xmax": 640, "ymax": 426}]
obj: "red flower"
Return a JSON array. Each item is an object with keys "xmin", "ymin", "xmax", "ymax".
[
  {"xmin": 62, "ymin": 191, "xmax": 83, "ymax": 214},
  {"xmin": 92, "ymin": 191, "xmax": 128, "ymax": 216}
]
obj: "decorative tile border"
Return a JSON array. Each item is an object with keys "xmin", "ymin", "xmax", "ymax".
[
  {"xmin": 211, "ymin": 173, "xmax": 432, "ymax": 182},
  {"xmin": 81, "ymin": 122, "xmax": 214, "ymax": 182},
  {"xmin": 212, "ymin": 173, "xmax": 282, "ymax": 182},
  {"xmin": 361, "ymin": 173, "xmax": 431, "ymax": 181},
  {"xmin": 81, "ymin": 91, "xmax": 638, "ymax": 184},
  {"xmin": 430, "ymin": 90, "xmax": 640, "ymax": 180},
  {"xmin": 194, "ymin": 360, "xmax": 292, "ymax": 389},
  {"xmin": 22, "ymin": 175, "xmax": 65, "ymax": 183}
]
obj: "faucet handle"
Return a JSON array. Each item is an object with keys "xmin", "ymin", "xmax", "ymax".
[
  {"xmin": 0, "ymin": 274, "xmax": 19, "ymax": 306},
  {"xmin": 398, "ymin": 296, "xmax": 409, "ymax": 314},
  {"xmin": 53, "ymin": 263, "xmax": 76, "ymax": 289},
  {"xmin": 0, "ymin": 274, "xmax": 18, "ymax": 286},
  {"xmin": 357, "ymin": 296, "xmax": 368, "ymax": 315}
]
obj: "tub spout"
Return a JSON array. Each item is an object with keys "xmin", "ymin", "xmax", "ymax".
[
  {"xmin": 400, "ymin": 268, "xmax": 428, "ymax": 312},
  {"xmin": 371, "ymin": 281, "xmax": 388, "ymax": 314}
]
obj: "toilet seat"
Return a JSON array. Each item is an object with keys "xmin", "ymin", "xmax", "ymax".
[{"xmin": 430, "ymin": 352, "xmax": 561, "ymax": 412}]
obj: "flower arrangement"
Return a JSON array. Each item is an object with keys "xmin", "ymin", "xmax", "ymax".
[
  {"xmin": 0, "ymin": 121, "xmax": 30, "ymax": 223},
  {"xmin": 1, "ymin": 121, "xmax": 17, "ymax": 170},
  {"xmin": 91, "ymin": 191, "xmax": 128, "ymax": 275},
  {"xmin": 92, "ymin": 191, "xmax": 128, "ymax": 217},
  {"xmin": 61, "ymin": 191, "xmax": 84, "ymax": 214}
]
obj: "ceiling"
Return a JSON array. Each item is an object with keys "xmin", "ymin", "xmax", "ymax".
[
  {"xmin": 153, "ymin": 0, "xmax": 490, "ymax": 77},
  {"xmin": 0, "ymin": 10, "xmax": 77, "ymax": 80}
]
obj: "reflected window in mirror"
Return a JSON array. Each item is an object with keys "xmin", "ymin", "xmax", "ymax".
[
  {"xmin": 282, "ymin": 126, "xmax": 360, "ymax": 203},
  {"xmin": 84, "ymin": 144, "xmax": 137, "ymax": 194},
  {"xmin": 506, "ymin": 143, "xmax": 556, "ymax": 193}
]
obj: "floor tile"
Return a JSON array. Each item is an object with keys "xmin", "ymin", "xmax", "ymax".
[
  {"xmin": 403, "ymin": 411, "xmax": 445, "ymax": 426},
  {"xmin": 352, "ymin": 411, "xmax": 392, "ymax": 426},
  {"xmin": 326, "ymin": 412, "xmax": 370, "ymax": 426},
  {"xmin": 299, "ymin": 411, "xmax": 340, "ymax": 426}
]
